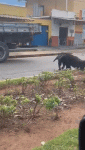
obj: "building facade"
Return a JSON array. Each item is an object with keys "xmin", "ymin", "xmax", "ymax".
[
  {"xmin": 26, "ymin": 0, "xmax": 85, "ymax": 19},
  {"xmin": 0, "ymin": 3, "xmax": 27, "ymax": 17},
  {"xmin": 25, "ymin": 0, "xmax": 85, "ymax": 47},
  {"xmin": 0, "ymin": 1, "xmax": 85, "ymax": 47},
  {"xmin": 26, "ymin": 0, "xmax": 74, "ymax": 17}
]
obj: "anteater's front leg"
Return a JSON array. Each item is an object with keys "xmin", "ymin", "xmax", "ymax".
[
  {"xmin": 58, "ymin": 60, "xmax": 61, "ymax": 70},
  {"xmin": 62, "ymin": 63, "xmax": 65, "ymax": 70}
]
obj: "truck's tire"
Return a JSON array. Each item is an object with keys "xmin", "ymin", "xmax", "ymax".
[{"xmin": 0, "ymin": 41, "xmax": 9, "ymax": 62}]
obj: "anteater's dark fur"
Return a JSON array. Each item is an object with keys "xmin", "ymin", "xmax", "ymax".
[
  {"xmin": 53, "ymin": 53, "xmax": 72, "ymax": 70},
  {"xmin": 53, "ymin": 53, "xmax": 85, "ymax": 70}
]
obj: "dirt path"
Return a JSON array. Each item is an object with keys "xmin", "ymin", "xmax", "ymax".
[{"xmin": 0, "ymin": 102, "xmax": 85, "ymax": 150}]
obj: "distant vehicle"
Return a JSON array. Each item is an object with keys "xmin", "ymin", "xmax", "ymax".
[{"xmin": 0, "ymin": 23, "xmax": 41, "ymax": 62}]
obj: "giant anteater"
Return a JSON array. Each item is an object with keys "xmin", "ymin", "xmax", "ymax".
[
  {"xmin": 53, "ymin": 53, "xmax": 85, "ymax": 70},
  {"xmin": 53, "ymin": 53, "xmax": 71, "ymax": 70}
]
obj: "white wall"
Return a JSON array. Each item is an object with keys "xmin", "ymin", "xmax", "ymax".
[
  {"xmin": 52, "ymin": 18, "xmax": 75, "ymax": 37},
  {"xmin": 52, "ymin": 9, "xmax": 75, "ymax": 19},
  {"xmin": 52, "ymin": 19, "xmax": 59, "ymax": 36}
]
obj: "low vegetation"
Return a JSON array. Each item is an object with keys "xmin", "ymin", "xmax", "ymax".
[
  {"xmin": 32, "ymin": 128, "xmax": 79, "ymax": 150},
  {"xmin": 0, "ymin": 70, "xmax": 85, "ymax": 132}
]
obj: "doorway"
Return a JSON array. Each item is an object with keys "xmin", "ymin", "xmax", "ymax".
[
  {"xmin": 59, "ymin": 27, "xmax": 68, "ymax": 46},
  {"xmin": 31, "ymin": 26, "xmax": 48, "ymax": 46}
]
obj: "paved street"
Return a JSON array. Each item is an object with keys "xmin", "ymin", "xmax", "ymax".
[
  {"xmin": 0, "ymin": 52, "xmax": 85, "ymax": 81},
  {"xmin": 0, "ymin": 56, "xmax": 58, "ymax": 80}
]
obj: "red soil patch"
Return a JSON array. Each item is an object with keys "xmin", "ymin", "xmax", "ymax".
[
  {"xmin": 0, "ymin": 102, "xmax": 85, "ymax": 150},
  {"xmin": 0, "ymin": 70, "xmax": 85, "ymax": 150}
]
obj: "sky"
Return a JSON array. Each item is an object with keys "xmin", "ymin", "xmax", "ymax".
[{"xmin": 0, "ymin": 0, "xmax": 25, "ymax": 7}]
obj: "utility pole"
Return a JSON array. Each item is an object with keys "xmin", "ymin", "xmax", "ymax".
[{"xmin": 66, "ymin": 0, "xmax": 68, "ymax": 11}]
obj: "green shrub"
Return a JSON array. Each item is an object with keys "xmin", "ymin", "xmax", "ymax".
[
  {"xmin": 0, "ymin": 105, "xmax": 16, "ymax": 117},
  {"xmin": 35, "ymin": 94, "xmax": 42, "ymax": 103},
  {"xmin": 38, "ymin": 72, "xmax": 54, "ymax": 81},
  {"xmin": 21, "ymin": 97, "xmax": 30, "ymax": 105},
  {"xmin": 0, "ymin": 95, "xmax": 17, "ymax": 106},
  {"xmin": 28, "ymin": 76, "xmax": 39, "ymax": 84},
  {"xmin": 0, "ymin": 77, "xmax": 26, "ymax": 89},
  {"xmin": 0, "ymin": 95, "xmax": 17, "ymax": 118},
  {"xmin": 43, "ymin": 96, "xmax": 60, "ymax": 110},
  {"xmin": 55, "ymin": 77, "xmax": 64, "ymax": 89}
]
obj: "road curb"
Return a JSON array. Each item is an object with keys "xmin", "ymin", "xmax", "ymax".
[
  {"xmin": 8, "ymin": 49, "xmax": 85, "ymax": 59},
  {"xmin": 9, "ymin": 53, "xmax": 60, "ymax": 58},
  {"xmin": 8, "ymin": 51, "xmax": 74, "ymax": 58}
]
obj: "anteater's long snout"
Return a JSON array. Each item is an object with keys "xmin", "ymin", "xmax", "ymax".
[{"xmin": 53, "ymin": 56, "xmax": 58, "ymax": 62}]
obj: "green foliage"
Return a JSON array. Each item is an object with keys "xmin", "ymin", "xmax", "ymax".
[
  {"xmin": 61, "ymin": 70, "xmax": 75, "ymax": 87},
  {"xmin": 21, "ymin": 78, "xmax": 28, "ymax": 85},
  {"xmin": 0, "ymin": 80, "xmax": 8, "ymax": 89},
  {"xmin": 28, "ymin": 76, "xmax": 39, "ymax": 85},
  {"xmin": 0, "ymin": 95, "xmax": 4, "ymax": 104},
  {"xmin": 0, "ymin": 77, "xmax": 28, "ymax": 89},
  {"xmin": 35, "ymin": 94, "xmax": 41, "ymax": 103},
  {"xmin": 43, "ymin": 96, "xmax": 60, "ymax": 110},
  {"xmin": 18, "ymin": 95, "xmax": 30, "ymax": 104},
  {"xmin": 0, "ymin": 95, "xmax": 17, "ymax": 106},
  {"xmin": 73, "ymin": 84, "xmax": 77, "ymax": 92},
  {"xmin": 0, "ymin": 70, "xmax": 75, "ymax": 90},
  {"xmin": 32, "ymin": 128, "xmax": 79, "ymax": 150},
  {"xmin": 53, "ymin": 71, "xmax": 60, "ymax": 79},
  {"xmin": 73, "ymin": 84, "xmax": 78, "ymax": 99},
  {"xmin": 0, "ymin": 105, "xmax": 16, "ymax": 117},
  {"xmin": 10, "ymin": 77, "xmax": 28, "ymax": 85},
  {"xmin": 21, "ymin": 78, "xmax": 29, "ymax": 94},
  {"xmin": 30, "ymin": 108, "xmax": 34, "ymax": 113},
  {"xmin": 59, "ymin": 70, "xmax": 73, "ymax": 81},
  {"xmin": 21, "ymin": 97, "xmax": 30, "ymax": 105},
  {"xmin": 38, "ymin": 72, "xmax": 54, "ymax": 81},
  {"xmin": 17, "ymin": 94, "xmax": 42, "ymax": 118},
  {"xmin": 59, "ymin": 69, "xmax": 71, "ymax": 77},
  {"xmin": 0, "ymin": 95, "xmax": 17, "ymax": 117},
  {"xmin": 54, "ymin": 70, "xmax": 75, "ymax": 89},
  {"xmin": 55, "ymin": 77, "xmax": 64, "ymax": 89},
  {"xmin": 33, "ymin": 79, "xmax": 40, "ymax": 86},
  {"xmin": 5, "ymin": 77, "xmax": 25, "ymax": 86}
]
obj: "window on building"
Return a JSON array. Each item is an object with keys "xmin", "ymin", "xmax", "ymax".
[
  {"xmin": 39, "ymin": 5, "xmax": 44, "ymax": 16},
  {"xmin": 33, "ymin": 3, "xmax": 44, "ymax": 17}
]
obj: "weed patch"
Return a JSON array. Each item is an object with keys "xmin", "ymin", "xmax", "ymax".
[
  {"xmin": 0, "ymin": 70, "xmax": 85, "ymax": 131},
  {"xmin": 33, "ymin": 128, "xmax": 79, "ymax": 150}
]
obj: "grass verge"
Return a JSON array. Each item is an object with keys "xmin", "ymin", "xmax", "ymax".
[
  {"xmin": 32, "ymin": 128, "xmax": 79, "ymax": 150},
  {"xmin": 0, "ymin": 70, "xmax": 73, "ymax": 89}
]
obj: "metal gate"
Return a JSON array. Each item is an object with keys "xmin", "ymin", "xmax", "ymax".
[
  {"xmin": 74, "ymin": 33, "xmax": 83, "ymax": 46},
  {"xmin": 31, "ymin": 26, "xmax": 48, "ymax": 46}
]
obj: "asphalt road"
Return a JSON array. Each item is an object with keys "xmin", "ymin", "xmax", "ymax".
[
  {"xmin": 0, "ymin": 56, "xmax": 58, "ymax": 80},
  {"xmin": 0, "ymin": 53, "xmax": 85, "ymax": 81}
]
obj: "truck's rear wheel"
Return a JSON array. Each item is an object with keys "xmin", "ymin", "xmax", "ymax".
[{"xmin": 0, "ymin": 41, "xmax": 9, "ymax": 62}]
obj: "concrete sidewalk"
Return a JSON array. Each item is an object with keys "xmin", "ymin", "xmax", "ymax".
[{"xmin": 9, "ymin": 46, "xmax": 85, "ymax": 58}]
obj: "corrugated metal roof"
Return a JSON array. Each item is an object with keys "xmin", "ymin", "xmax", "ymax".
[
  {"xmin": 32, "ymin": 16, "xmax": 51, "ymax": 19},
  {"xmin": 0, "ymin": 15, "xmax": 34, "ymax": 21},
  {"xmin": 52, "ymin": 16, "xmax": 85, "ymax": 22}
]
